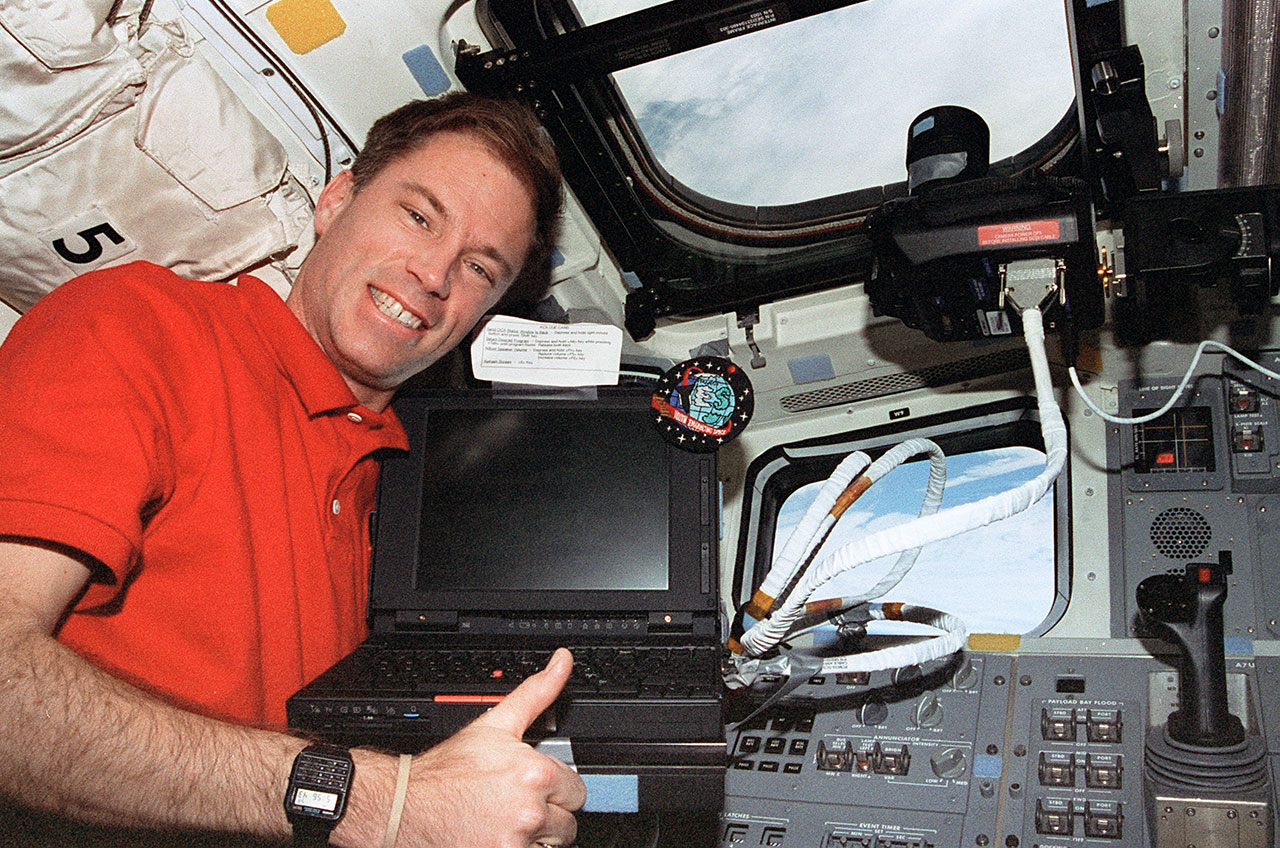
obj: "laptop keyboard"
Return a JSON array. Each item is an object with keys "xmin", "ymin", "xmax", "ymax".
[{"xmin": 349, "ymin": 645, "xmax": 721, "ymax": 697}]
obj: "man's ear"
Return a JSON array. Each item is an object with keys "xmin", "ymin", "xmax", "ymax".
[{"xmin": 313, "ymin": 169, "xmax": 356, "ymax": 237}]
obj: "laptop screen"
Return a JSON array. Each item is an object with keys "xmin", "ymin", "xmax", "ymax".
[
  {"xmin": 369, "ymin": 391, "xmax": 718, "ymax": 619},
  {"xmin": 415, "ymin": 406, "xmax": 669, "ymax": 592}
]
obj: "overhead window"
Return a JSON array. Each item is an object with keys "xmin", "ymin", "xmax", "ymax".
[
  {"xmin": 574, "ymin": 0, "xmax": 1077, "ymax": 207},
  {"xmin": 466, "ymin": 0, "xmax": 1087, "ymax": 327}
]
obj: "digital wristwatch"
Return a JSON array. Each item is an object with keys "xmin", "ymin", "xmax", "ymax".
[{"xmin": 284, "ymin": 744, "xmax": 354, "ymax": 846}]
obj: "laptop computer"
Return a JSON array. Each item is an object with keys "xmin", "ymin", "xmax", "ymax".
[{"xmin": 287, "ymin": 389, "xmax": 725, "ymax": 811}]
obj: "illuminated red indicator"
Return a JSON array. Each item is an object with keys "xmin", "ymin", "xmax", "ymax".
[
  {"xmin": 491, "ymin": 668, "xmax": 503, "ymax": 678},
  {"xmin": 1198, "ymin": 567, "xmax": 1212, "ymax": 583},
  {"xmin": 1156, "ymin": 452, "xmax": 1176, "ymax": 465}
]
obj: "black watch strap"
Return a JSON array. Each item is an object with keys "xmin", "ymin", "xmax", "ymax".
[{"xmin": 291, "ymin": 815, "xmax": 339, "ymax": 847}]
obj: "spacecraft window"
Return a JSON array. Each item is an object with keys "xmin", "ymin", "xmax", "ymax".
[
  {"xmin": 572, "ymin": 0, "xmax": 1077, "ymax": 207},
  {"xmin": 738, "ymin": 403, "xmax": 1067, "ymax": 638}
]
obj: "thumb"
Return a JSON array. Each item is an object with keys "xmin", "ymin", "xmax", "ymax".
[{"xmin": 469, "ymin": 647, "xmax": 572, "ymax": 738}]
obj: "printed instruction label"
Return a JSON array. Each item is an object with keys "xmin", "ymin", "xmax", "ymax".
[
  {"xmin": 977, "ymin": 219, "xmax": 1061, "ymax": 247},
  {"xmin": 471, "ymin": 315, "xmax": 622, "ymax": 386}
]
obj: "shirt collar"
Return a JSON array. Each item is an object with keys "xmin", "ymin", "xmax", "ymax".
[{"xmin": 236, "ymin": 275, "xmax": 409, "ymax": 448}]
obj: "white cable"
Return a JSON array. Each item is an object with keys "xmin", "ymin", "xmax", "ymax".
[
  {"xmin": 728, "ymin": 605, "xmax": 968, "ymax": 687},
  {"xmin": 782, "ymin": 439, "xmax": 947, "ymax": 622},
  {"xmin": 755, "ymin": 450, "xmax": 871, "ymax": 602},
  {"xmin": 1068, "ymin": 341, "xmax": 1280, "ymax": 425},
  {"xmin": 738, "ymin": 308, "xmax": 1067, "ymax": 657},
  {"xmin": 745, "ymin": 440, "xmax": 945, "ymax": 650},
  {"xmin": 851, "ymin": 439, "xmax": 946, "ymax": 601},
  {"xmin": 753, "ymin": 440, "xmax": 942, "ymax": 624},
  {"xmin": 815, "ymin": 606, "xmax": 968, "ymax": 675}
]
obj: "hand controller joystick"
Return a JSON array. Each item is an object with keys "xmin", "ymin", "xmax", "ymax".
[
  {"xmin": 1136, "ymin": 557, "xmax": 1241, "ymax": 747},
  {"xmin": 1136, "ymin": 553, "xmax": 1272, "ymax": 848}
]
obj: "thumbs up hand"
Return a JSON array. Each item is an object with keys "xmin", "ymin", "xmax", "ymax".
[{"xmin": 383, "ymin": 648, "xmax": 586, "ymax": 848}]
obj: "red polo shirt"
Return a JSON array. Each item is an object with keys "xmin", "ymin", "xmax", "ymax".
[{"xmin": 0, "ymin": 262, "xmax": 408, "ymax": 728}]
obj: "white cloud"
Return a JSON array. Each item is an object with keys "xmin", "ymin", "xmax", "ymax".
[
  {"xmin": 573, "ymin": 0, "xmax": 1075, "ymax": 205},
  {"xmin": 946, "ymin": 446, "xmax": 1046, "ymax": 488}
]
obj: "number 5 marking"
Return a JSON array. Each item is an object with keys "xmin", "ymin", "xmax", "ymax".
[{"xmin": 53, "ymin": 223, "xmax": 126, "ymax": 264}]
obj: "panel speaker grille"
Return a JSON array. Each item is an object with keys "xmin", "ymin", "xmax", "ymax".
[
  {"xmin": 779, "ymin": 348, "xmax": 1031, "ymax": 413},
  {"xmin": 1150, "ymin": 507, "xmax": 1212, "ymax": 560}
]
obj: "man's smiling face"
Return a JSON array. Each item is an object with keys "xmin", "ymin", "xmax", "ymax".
[{"xmin": 287, "ymin": 130, "xmax": 536, "ymax": 411}]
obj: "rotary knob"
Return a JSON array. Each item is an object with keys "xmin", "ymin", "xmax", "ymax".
[
  {"xmin": 951, "ymin": 657, "xmax": 979, "ymax": 690},
  {"xmin": 914, "ymin": 693, "xmax": 944, "ymax": 728},
  {"xmin": 930, "ymin": 747, "xmax": 967, "ymax": 779},
  {"xmin": 892, "ymin": 664, "xmax": 922, "ymax": 686},
  {"xmin": 859, "ymin": 698, "xmax": 889, "ymax": 726}
]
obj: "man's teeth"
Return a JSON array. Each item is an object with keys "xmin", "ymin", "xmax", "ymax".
[{"xmin": 370, "ymin": 287, "xmax": 424, "ymax": 329}]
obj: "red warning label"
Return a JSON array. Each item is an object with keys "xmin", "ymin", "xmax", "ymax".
[{"xmin": 977, "ymin": 219, "xmax": 1061, "ymax": 247}]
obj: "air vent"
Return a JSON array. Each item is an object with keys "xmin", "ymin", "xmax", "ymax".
[
  {"xmin": 1150, "ymin": 507, "xmax": 1212, "ymax": 560},
  {"xmin": 779, "ymin": 348, "xmax": 1030, "ymax": 413}
]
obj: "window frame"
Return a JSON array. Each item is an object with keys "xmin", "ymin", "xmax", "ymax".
[{"xmin": 462, "ymin": 0, "xmax": 1086, "ymax": 335}]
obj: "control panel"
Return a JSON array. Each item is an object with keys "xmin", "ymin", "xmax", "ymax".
[
  {"xmin": 1105, "ymin": 351, "xmax": 1280, "ymax": 639},
  {"xmin": 719, "ymin": 650, "xmax": 1279, "ymax": 847}
]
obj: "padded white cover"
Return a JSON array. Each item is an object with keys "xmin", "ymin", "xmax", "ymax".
[{"xmin": 0, "ymin": 1, "xmax": 310, "ymax": 313}]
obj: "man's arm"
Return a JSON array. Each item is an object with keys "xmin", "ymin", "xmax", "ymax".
[
  {"xmin": 0, "ymin": 539, "xmax": 308, "ymax": 836},
  {"xmin": 0, "ymin": 540, "xmax": 585, "ymax": 847}
]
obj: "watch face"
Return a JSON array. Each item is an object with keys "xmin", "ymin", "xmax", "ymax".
[{"xmin": 290, "ymin": 786, "xmax": 341, "ymax": 815}]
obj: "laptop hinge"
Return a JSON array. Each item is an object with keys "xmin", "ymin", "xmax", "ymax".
[{"xmin": 394, "ymin": 610, "xmax": 459, "ymax": 631}]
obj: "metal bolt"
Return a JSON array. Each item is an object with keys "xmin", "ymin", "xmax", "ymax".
[
  {"xmin": 987, "ymin": 744, "xmax": 999, "ymax": 755},
  {"xmin": 994, "ymin": 676, "xmax": 1006, "ymax": 686},
  {"xmin": 976, "ymin": 836, "xmax": 989, "ymax": 847},
  {"xmin": 1013, "ymin": 744, "xmax": 1026, "ymax": 757},
  {"xmin": 1020, "ymin": 675, "xmax": 1032, "ymax": 686},
  {"xmin": 1209, "ymin": 26, "xmax": 1220, "ymax": 37},
  {"xmin": 1169, "ymin": 78, "xmax": 1180, "ymax": 89},
  {"xmin": 1206, "ymin": 90, "xmax": 1218, "ymax": 101},
  {"xmin": 1085, "ymin": 487, "xmax": 1095, "ymax": 496},
  {"xmin": 1195, "ymin": 148, "xmax": 1206, "ymax": 158}
]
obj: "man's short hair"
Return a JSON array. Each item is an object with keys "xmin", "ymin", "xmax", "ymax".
[{"xmin": 351, "ymin": 92, "xmax": 563, "ymax": 311}]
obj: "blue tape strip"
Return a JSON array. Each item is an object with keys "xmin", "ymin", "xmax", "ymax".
[
  {"xmin": 402, "ymin": 45, "xmax": 451, "ymax": 96},
  {"xmin": 787, "ymin": 354, "xmax": 836, "ymax": 385},
  {"xmin": 972, "ymin": 754, "xmax": 1003, "ymax": 778},
  {"xmin": 580, "ymin": 774, "xmax": 639, "ymax": 813},
  {"xmin": 1224, "ymin": 636, "xmax": 1253, "ymax": 656}
]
